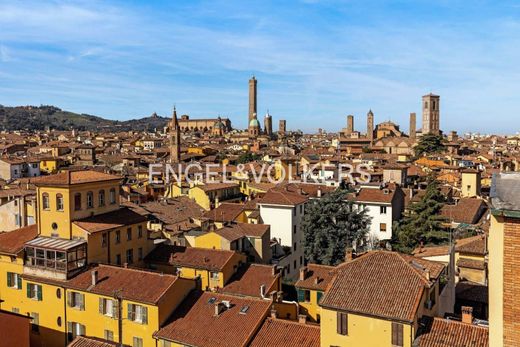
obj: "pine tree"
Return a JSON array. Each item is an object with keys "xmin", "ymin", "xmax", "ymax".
[
  {"xmin": 393, "ymin": 176, "xmax": 448, "ymax": 253},
  {"xmin": 414, "ymin": 133, "xmax": 446, "ymax": 157},
  {"xmin": 302, "ymin": 189, "xmax": 370, "ymax": 266}
]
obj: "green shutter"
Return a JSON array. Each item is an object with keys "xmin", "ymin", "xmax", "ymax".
[
  {"xmin": 16, "ymin": 275, "xmax": 22, "ymax": 290},
  {"xmin": 317, "ymin": 291, "xmax": 323, "ymax": 304},
  {"xmin": 26, "ymin": 283, "xmax": 31, "ymax": 298},
  {"xmin": 67, "ymin": 292, "xmax": 72, "ymax": 307},
  {"xmin": 112, "ymin": 300, "xmax": 119, "ymax": 319},
  {"xmin": 127, "ymin": 303, "xmax": 133, "ymax": 320},
  {"xmin": 37, "ymin": 285, "xmax": 42, "ymax": 301},
  {"xmin": 7, "ymin": 273, "xmax": 12, "ymax": 287},
  {"xmin": 79, "ymin": 294, "xmax": 85, "ymax": 310},
  {"xmin": 99, "ymin": 298, "xmax": 104, "ymax": 314},
  {"xmin": 142, "ymin": 306, "xmax": 148, "ymax": 324},
  {"xmin": 297, "ymin": 289, "xmax": 305, "ymax": 302}
]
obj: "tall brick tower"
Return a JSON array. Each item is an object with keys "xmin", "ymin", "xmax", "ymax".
[
  {"xmin": 279, "ymin": 120, "xmax": 286, "ymax": 136},
  {"xmin": 264, "ymin": 111, "xmax": 273, "ymax": 136},
  {"xmin": 169, "ymin": 106, "xmax": 181, "ymax": 163},
  {"xmin": 367, "ymin": 110, "xmax": 374, "ymax": 143},
  {"xmin": 346, "ymin": 115, "xmax": 354, "ymax": 135},
  {"xmin": 422, "ymin": 93, "xmax": 440, "ymax": 135},
  {"xmin": 409, "ymin": 112, "xmax": 416, "ymax": 140},
  {"xmin": 249, "ymin": 76, "xmax": 257, "ymax": 123}
]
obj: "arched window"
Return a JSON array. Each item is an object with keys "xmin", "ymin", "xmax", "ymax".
[
  {"xmin": 56, "ymin": 194, "xmax": 64, "ymax": 211},
  {"xmin": 424, "ymin": 101, "xmax": 428, "ymax": 109},
  {"xmin": 87, "ymin": 191, "xmax": 94, "ymax": 208},
  {"xmin": 98, "ymin": 190, "xmax": 105, "ymax": 206},
  {"xmin": 109, "ymin": 188, "xmax": 116, "ymax": 205},
  {"xmin": 42, "ymin": 193, "xmax": 50, "ymax": 210},
  {"xmin": 74, "ymin": 193, "xmax": 82, "ymax": 211}
]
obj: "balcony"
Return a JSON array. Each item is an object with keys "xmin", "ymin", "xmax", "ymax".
[{"xmin": 24, "ymin": 237, "xmax": 87, "ymax": 280}]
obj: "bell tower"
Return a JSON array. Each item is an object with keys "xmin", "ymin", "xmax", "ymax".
[
  {"xmin": 422, "ymin": 93, "xmax": 440, "ymax": 135},
  {"xmin": 169, "ymin": 106, "xmax": 181, "ymax": 163}
]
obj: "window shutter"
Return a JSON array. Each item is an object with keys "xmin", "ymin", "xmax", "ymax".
[
  {"xmin": 79, "ymin": 294, "xmax": 85, "ymax": 310},
  {"xmin": 7, "ymin": 273, "xmax": 12, "ymax": 287},
  {"xmin": 17, "ymin": 275, "xmax": 22, "ymax": 289},
  {"xmin": 297, "ymin": 289, "xmax": 305, "ymax": 302},
  {"xmin": 67, "ymin": 292, "xmax": 73, "ymax": 307},
  {"xmin": 80, "ymin": 324, "xmax": 86, "ymax": 336},
  {"xmin": 336, "ymin": 312, "xmax": 341, "ymax": 334},
  {"xmin": 127, "ymin": 304, "xmax": 134, "ymax": 320},
  {"xmin": 317, "ymin": 291, "xmax": 323, "ymax": 304},
  {"xmin": 67, "ymin": 322, "xmax": 73, "ymax": 341},
  {"xmin": 112, "ymin": 300, "xmax": 119, "ymax": 319},
  {"xmin": 142, "ymin": 306, "xmax": 148, "ymax": 324},
  {"xmin": 26, "ymin": 283, "xmax": 31, "ymax": 298},
  {"xmin": 99, "ymin": 298, "xmax": 104, "ymax": 314},
  {"xmin": 37, "ymin": 285, "xmax": 42, "ymax": 301}
]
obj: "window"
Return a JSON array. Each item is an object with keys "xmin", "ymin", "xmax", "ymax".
[
  {"xmin": 293, "ymin": 207, "xmax": 296, "ymax": 216},
  {"xmin": 133, "ymin": 337, "xmax": 144, "ymax": 347},
  {"xmin": 317, "ymin": 291, "xmax": 323, "ymax": 304},
  {"xmin": 27, "ymin": 283, "xmax": 42, "ymax": 301},
  {"xmin": 300, "ymin": 205, "xmax": 303, "ymax": 214},
  {"xmin": 138, "ymin": 225, "xmax": 143, "ymax": 238},
  {"xmin": 391, "ymin": 322, "xmax": 404, "ymax": 347},
  {"xmin": 30, "ymin": 312, "xmax": 39, "ymax": 333},
  {"xmin": 7, "ymin": 272, "xmax": 22, "ymax": 289},
  {"xmin": 127, "ymin": 228, "xmax": 132, "ymax": 241},
  {"xmin": 304, "ymin": 290, "xmax": 311, "ymax": 302},
  {"xmin": 294, "ymin": 242, "xmax": 297, "ymax": 251},
  {"xmin": 138, "ymin": 247, "xmax": 143, "ymax": 261},
  {"xmin": 126, "ymin": 249, "xmax": 134, "ymax": 264},
  {"xmin": 67, "ymin": 322, "xmax": 85, "ymax": 341},
  {"xmin": 67, "ymin": 292, "xmax": 85, "ymax": 310},
  {"xmin": 297, "ymin": 289, "xmax": 310, "ymax": 302},
  {"xmin": 210, "ymin": 272, "xmax": 219, "ymax": 280},
  {"xmin": 380, "ymin": 206, "xmax": 387, "ymax": 214},
  {"xmin": 293, "ymin": 225, "xmax": 297, "ymax": 234},
  {"xmin": 102, "ymin": 233, "xmax": 108, "ymax": 248},
  {"xmin": 380, "ymin": 223, "xmax": 387, "ymax": 232},
  {"xmin": 87, "ymin": 191, "xmax": 94, "ymax": 208},
  {"xmin": 337, "ymin": 312, "xmax": 348, "ymax": 335},
  {"xmin": 110, "ymin": 188, "xmax": 116, "ymax": 204},
  {"xmin": 104, "ymin": 330, "xmax": 114, "ymax": 342},
  {"xmin": 98, "ymin": 190, "xmax": 105, "ymax": 206},
  {"xmin": 115, "ymin": 230, "xmax": 121, "ymax": 244},
  {"xmin": 56, "ymin": 194, "xmax": 64, "ymax": 211},
  {"xmin": 99, "ymin": 298, "xmax": 118, "ymax": 318},
  {"xmin": 127, "ymin": 304, "xmax": 148, "ymax": 324},
  {"xmin": 116, "ymin": 254, "xmax": 121, "ymax": 265},
  {"xmin": 40, "ymin": 193, "xmax": 48, "ymax": 210},
  {"xmin": 74, "ymin": 193, "xmax": 82, "ymax": 211},
  {"xmin": 12, "ymin": 307, "xmax": 20, "ymax": 314},
  {"xmin": 163, "ymin": 341, "xmax": 172, "ymax": 347}
]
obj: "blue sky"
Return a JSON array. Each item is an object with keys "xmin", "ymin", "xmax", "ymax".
[{"xmin": 0, "ymin": 0, "xmax": 519, "ymax": 134}]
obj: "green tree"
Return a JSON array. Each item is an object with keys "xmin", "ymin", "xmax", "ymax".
[
  {"xmin": 302, "ymin": 189, "xmax": 370, "ymax": 266},
  {"xmin": 414, "ymin": 133, "xmax": 446, "ymax": 157},
  {"xmin": 237, "ymin": 152, "xmax": 261, "ymax": 164},
  {"xmin": 393, "ymin": 176, "xmax": 448, "ymax": 253}
]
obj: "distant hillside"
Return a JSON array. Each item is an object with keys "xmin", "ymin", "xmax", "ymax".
[{"xmin": 0, "ymin": 105, "xmax": 170, "ymax": 132}]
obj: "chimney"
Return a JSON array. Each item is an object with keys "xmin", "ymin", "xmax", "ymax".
[
  {"xmin": 123, "ymin": 263, "xmax": 128, "ymax": 268},
  {"xmin": 314, "ymin": 276, "xmax": 321, "ymax": 285},
  {"xmin": 271, "ymin": 265, "xmax": 278, "ymax": 276},
  {"xmin": 260, "ymin": 284, "xmax": 266, "ymax": 298},
  {"xmin": 298, "ymin": 314, "xmax": 307, "ymax": 324},
  {"xmin": 317, "ymin": 188, "xmax": 322, "ymax": 198},
  {"xmin": 270, "ymin": 308, "xmax": 278, "ymax": 318},
  {"xmin": 345, "ymin": 248, "xmax": 355, "ymax": 262},
  {"xmin": 299, "ymin": 267, "xmax": 307, "ymax": 281},
  {"xmin": 461, "ymin": 306, "xmax": 473, "ymax": 324},
  {"xmin": 425, "ymin": 269, "xmax": 430, "ymax": 281},
  {"xmin": 91, "ymin": 270, "xmax": 98, "ymax": 286}
]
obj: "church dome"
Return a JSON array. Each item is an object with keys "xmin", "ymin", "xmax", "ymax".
[
  {"xmin": 249, "ymin": 118, "xmax": 260, "ymax": 127},
  {"xmin": 214, "ymin": 121, "xmax": 224, "ymax": 129}
]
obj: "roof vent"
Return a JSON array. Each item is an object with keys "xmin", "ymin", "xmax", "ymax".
[
  {"xmin": 208, "ymin": 297, "xmax": 217, "ymax": 304},
  {"xmin": 240, "ymin": 305, "xmax": 250, "ymax": 315}
]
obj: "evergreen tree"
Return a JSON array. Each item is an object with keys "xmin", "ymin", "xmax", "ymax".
[
  {"xmin": 414, "ymin": 133, "xmax": 446, "ymax": 157},
  {"xmin": 302, "ymin": 189, "xmax": 370, "ymax": 266},
  {"xmin": 393, "ymin": 176, "xmax": 448, "ymax": 253}
]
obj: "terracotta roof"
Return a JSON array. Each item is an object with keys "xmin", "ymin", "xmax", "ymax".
[
  {"xmin": 457, "ymin": 258, "xmax": 486, "ymax": 270},
  {"xmin": 417, "ymin": 317, "xmax": 489, "ymax": 347},
  {"xmin": 215, "ymin": 223, "xmax": 270, "ymax": 241},
  {"xmin": 321, "ymin": 251, "xmax": 445, "ymax": 323},
  {"xmin": 412, "ymin": 245, "xmax": 450, "ymax": 258},
  {"xmin": 203, "ymin": 202, "xmax": 244, "ymax": 222},
  {"xmin": 144, "ymin": 244, "xmax": 238, "ymax": 272},
  {"xmin": 33, "ymin": 170, "xmax": 121, "ymax": 186},
  {"xmin": 455, "ymin": 281, "xmax": 488, "ymax": 304},
  {"xmin": 259, "ymin": 189, "xmax": 308, "ymax": 206},
  {"xmin": 347, "ymin": 184, "xmax": 400, "ymax": 204},
  {"xmin": 68, "ymin": 336, "xmax": 125, "ymax": 347},
  {"xmin": 221, "ymin": 264, "xmax": 279, "ymax": 298},
  {"xmin": 198, "ymin": 182, "xmax": 239, "ymax": 192},
  {"xmin": 295, "ymin": 264, "xmax": 336, "ymax": 291},
  {"xmin": 154, "ymin": 291, "xmax": 270, "ymax": 347},
  {"xmin": 249, "ymin": 318, "xmax": 320, "ymax": 347},
  {"xmin": 455, "ymin": 235, "xmax": 486, "ymax": 256},
  {"xmin": 73, "ymin": 207, "xmax": 147, "ymax": 233},
  {"xmin": 0, "ymin": 224, "xmax": 38, "ymax": 255},
  {"xmin": 441, "ymin": 198, "xmax": 487, "ymax": 225}
]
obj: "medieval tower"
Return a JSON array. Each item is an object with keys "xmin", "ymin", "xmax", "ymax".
[
  {"xmin": 169, "ymin": 106, "xmax": 181, "ymax": 163},
  {"xmin": 367, "ymin": 110, "xmax": 374, "ymax": 143},
  {"xmin": 422, "ymin": 93, "xmax": 440, "ymax": 135},
  {"xmin": 249, "ymin": 76, "xmax": 257, "ymax": 123},
  {"xmin": 264, "ymin": 111, "xmax": 273, "ymax": 136},
  {"xmin": 346, "ymin": 115, "xmax": 354, "ymax": 135},
  {"xmin": 409, "ymin": 112, "xmax": 416, "ymax": 140}
]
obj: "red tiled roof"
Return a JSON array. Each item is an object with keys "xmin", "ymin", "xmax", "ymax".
[
  {"xmin": 215, "ymin": 223, "xmax": 270, "ymax": 241},
  {"xmin": 144, "ymin": 244, "xmax": 238, "ymax": 272},
  {"xmin": 0, "ymin": 224, "xmax": 38, "ymax": 255},
  {"xmin": 33, "ymin": 170, "xmax": 121, "ymax": 186},
  {"xmin": 221, "ymin": 264, "xmax": 279, "ymax": 298},
  {"xmin": 203, "ymin": 202, "xmax": 244, "ymax": 222},
  {"xmin": 440, "ymin": 198, "xmax": 487, "ymax": 225},
  {"xmin": 455, "ymin": 235, "xmax": 486, "ymax": 256},
  {"xmin": 259, "ymin": 189, "xmax": 308, "ymax": 206},
  {"xmin": 417, "ymin": 317, "xmax": 489, "ymax": 347},
  {"xmin": 154, "ymin": 291, "xmax": 270, "ymax": 347},
  {"xmin": 321, "ymin": 251, "xmax": 445, "ymax": 323},
  {"xmin": 68, "ymin": 336, "xmax": 125, "ymax": 347},
  {"xmin": 295, "ymin": 264, "xmax": 336, "ymax": 291},
  {"xmin": 73, "ymin": 208, "xmax": 147, "ymax": 233},
  {"xmin": 249, "ymin": 318, "xmax": 320, "ymax": 347},
  {"xmin": 457, "ymin": 258, "xmax": 486, "ymax": 270}
]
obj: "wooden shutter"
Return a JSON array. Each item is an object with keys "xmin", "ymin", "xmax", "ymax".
[
  {"xmin": 7, "ymin": 273, "xmax": 12, "ymax": 287},
  {"xmin": 79, "ymin": 294, "xmax": 85, "ymax": 310},
  {"xmin": 112, "ymin": 300, "xmax": 119, "ymax": 319},
  {"xmin": 99, "ymin": 298, "xmax": 105, "ymax": 314},
  {"xmin": 317, "ymin": 291, "xmax": 323, "ymax": 304},
  {"xmin": 127, "ymin": 303, "xmax": 134, "ymax": 320},
  {"xmin": 67, "ymin": 292, "xmax": 73, "ymax": 307},
  {"xmin": 37, "ymin": 285, "xmax": 43, "ymax": 301},
  {"xmin": 16, "ymin": 275, "xmax": 22, "ymax": 289},
  {"xmin": 392, "ymin": 322, "xmax": 403, "ymax": 347},
  {"xmin": 26, "ymin": 283, "xmax": 31, "ymax": 298},
  {"xmin": 67, "ymin": 322, "xmax": 73, "ymax": 341},
  {"xmin": 297, "ymin": 289, "xmax": 305, "ymax": 302},
  {"xmin": 141, "ymin": 306, "xmax": 148, "ymax": 324},
  {"xmin": 336, "ymin": 312, "xmax": 347, "ymax": 335}
]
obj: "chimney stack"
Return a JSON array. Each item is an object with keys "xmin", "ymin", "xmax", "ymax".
[
  {"xmin": 461, "ymin": 306, "xmax": 473, "ymax": 324},
  {"xmin": 271, "ymin": 265, "xmax": 278, "ymax": 276},
  {"xmin": 298, "ymin": 314, "xmax": 307, "ymax": 324},
  {"xmin": 425, "ymin": 269, "xmax": 431, "ymax": 281},
  {"xmin": 317, "ymin": 188, "xmax": 322, "ymax": 198},
  {"xmin": 91, "ymin": 270, "xmax": 98, "ymax": 286},
  {"xmin": 215, "ymin": 302, "xmax": 226, "ymax": 316},
  {"xmin": 270, "ymin": 308, "xmax": 278, "ymax": 319},
  {"xmin": 260, "ymin": 284, "xmax": 266, "ymax": 298},
  {"xmin": 299, "ymin": 267, "xmax": 307, "ymax": 281},
  {"xmin": 345, "ymin": 248, "xmax": 355, "ymax": 262}
]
